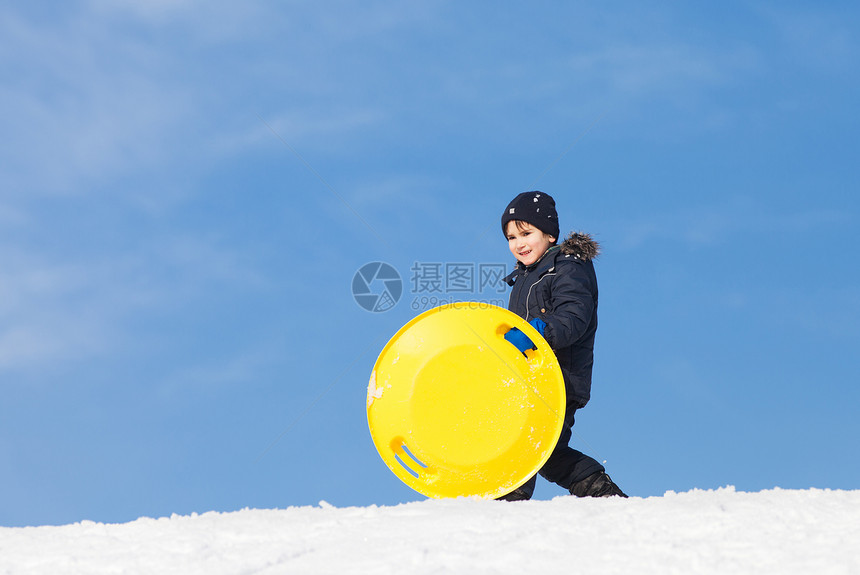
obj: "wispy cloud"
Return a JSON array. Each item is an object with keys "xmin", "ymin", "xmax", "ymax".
[
  {"xmin": 154, "ymin": 343, "xmax": 286, "ymax": 399},
  {"xmin": 0, "ymin": 249, "xmax": 117, "ymax": 372},
  {"xmin": 0, "ymin": 2, "xmax": 440, "ymax": 201},
  {"xmin": 755, "ymin": 4, "xmax": 859, "ymax": 73},
  {"xmin": 607, "ymin": 198, "xmax": 853, "ymax": 252},
  {"xmin": 0, "ymin": 6, "xmax": 196, "ymax": 197},
  {"xmin": 566, "ymin": 43, "xmax": 736, "ymax": 96},
  {"xmin": 242, "ymin": 107, "xmax": 386, "ymax": 157},
  {"xmin": 0, "ymin": 234, "xmax": 267, "ymax": 375},
  {"xmin": 0, "ymin": 1, "xmax": 437, "ymax": 377}
]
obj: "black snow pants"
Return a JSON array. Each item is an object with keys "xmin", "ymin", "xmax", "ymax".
[{"xmin": 502, "ymin": 407, "xmax": 604, "ymax": 500}]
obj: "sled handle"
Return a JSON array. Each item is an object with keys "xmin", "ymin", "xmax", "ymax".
[{"xmin": 496, "ymin": 322, "xmax": 549, "ymax": 363}]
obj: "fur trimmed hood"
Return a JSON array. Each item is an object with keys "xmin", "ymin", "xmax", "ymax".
[{"xmin": 559, "ymin": 232, "xmax": 600, "ymax": 261}]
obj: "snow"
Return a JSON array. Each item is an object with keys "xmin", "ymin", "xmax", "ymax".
[
  {"xmin": 366, "ymin": 370, "xmax": 382, "ymax": 407},
  {"xmin": 1, "ymin": 487, "xmax": 858, "ymax": 574}
]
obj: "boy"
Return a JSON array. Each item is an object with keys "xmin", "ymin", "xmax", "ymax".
[{"xmin": 499, "ymin": 191, "xmax": 626, "ymax": 500}]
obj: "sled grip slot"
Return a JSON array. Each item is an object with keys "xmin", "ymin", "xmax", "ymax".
[
  {"xmin": 496, "ymin": 323, "xmax": 543, "ymax": 362},
  {"xmin": 391, "ymin": 439, "xmax": 428, "ymax": 478}
]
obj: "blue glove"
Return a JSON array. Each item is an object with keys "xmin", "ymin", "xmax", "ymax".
[
  {"xmin": 504, "ymin": 328, "xmax": 536, "ymax": 354},
  {"xmin": 529, "ymin": 317, "xmax": 547, "ymax": 336}
]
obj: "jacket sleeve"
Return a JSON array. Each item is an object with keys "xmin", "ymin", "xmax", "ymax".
[{"xmin": 542, "ymin": 261, "xmax": 595, "ymax": 349}]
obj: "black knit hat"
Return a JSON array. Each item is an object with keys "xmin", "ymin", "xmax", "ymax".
[{"xmin": 500, "ymin": 191, "xmax": 559, "ymax": 239}]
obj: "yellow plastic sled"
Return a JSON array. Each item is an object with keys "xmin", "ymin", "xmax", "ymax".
[{"xmin": 367, "ymin": 302, "xmax": 565, "ymax": 499}]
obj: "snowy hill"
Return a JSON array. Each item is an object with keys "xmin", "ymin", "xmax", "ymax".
[{"xmin": 1, "ymin": 487, "xmax": 858, "ymax": 574}]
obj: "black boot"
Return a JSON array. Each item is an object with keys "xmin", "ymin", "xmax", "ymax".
[
  {"xmin": 570, "ymin": 471, "xmax": 628, "ymax": 498},
  {"xmin": 497, "ymin": 475, "xmax": 536, "ymax": 501},
  {"xmin": 497, "ymin": 485, "xmax": 533, "ymax": 501}
]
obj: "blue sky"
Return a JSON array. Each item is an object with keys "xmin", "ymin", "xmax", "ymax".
[{"xmin": 1, "ymin": 1, "xmax": 858, "ymax": 526}]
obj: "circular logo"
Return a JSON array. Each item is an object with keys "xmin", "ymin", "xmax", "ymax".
[{"xmin": 352, "ymin": 262, "xmax": 402, "ymax": 313}]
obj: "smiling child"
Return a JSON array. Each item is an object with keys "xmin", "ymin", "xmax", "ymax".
[{"xmin": 499, "ymin": 191, "xmax": 626, "ymax": 500}]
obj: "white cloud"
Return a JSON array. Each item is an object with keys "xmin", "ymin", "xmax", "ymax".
[
  {"xmin": 245, "ymin": 107, "xmax": 386, "ymax": 158},
  {"xmin": 566, "ymin": 43, "xmax": 731, "ymax": 95},
  {"xmin": 608, "ymin": 199, "xmax": 852, "ymax": 251},
  {"xmin": 85, "ymin": 0, "xmax": 273, "ymax": 42},
  {"xmin": 755, "ymin": 4, "xmax": 859, "ymax": 73},
  {"xmin": 0, "ymin": 2, "xmax": 435, "ymax": 201},
  {"xmin": 0, "ymin": 250, "xmax": 116, "ymax": 371},
  {"xmin": 345, "ymin": 173, "xmax": 448, "ymax": 212},
  {"xmin": 0, "ymin": 234, "xmax": 268, "ymax": 375},
  {"xmin": 0, "ymin": 319, "xmax": 107, "ymax": 373},
  {"xmin": 0, "ymin": 203, "xmax": 26, "ymax": 226},
  {"xmin": 0, "ymin": 6, "xmax": 195, "ymax": 197},
  {"xmin": 154, "ymin": 343, "xmax": 287, "ymax": 399}
]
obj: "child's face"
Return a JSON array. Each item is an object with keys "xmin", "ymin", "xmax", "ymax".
[{"xmin": 505, "ymin": 221, "xmax": 555, "ymax": 266}]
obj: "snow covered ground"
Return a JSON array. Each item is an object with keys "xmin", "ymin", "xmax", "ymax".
[{"xmin": 1, "ymin": 487, "xmax": 858, "ymax": 574}]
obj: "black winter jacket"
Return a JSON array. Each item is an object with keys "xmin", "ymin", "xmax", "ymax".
[{"xmin": 504, "ymin": 233, "xmax": 600, "ymax": 409}]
